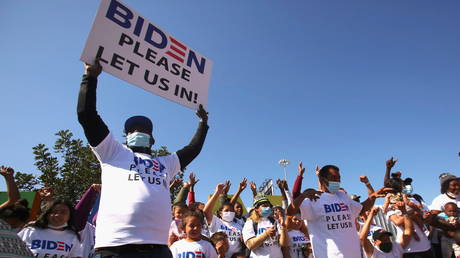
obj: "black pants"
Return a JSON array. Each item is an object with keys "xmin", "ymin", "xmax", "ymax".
[{"xmin": 94, "ymin": 244, "xmax": 173, "ymax": 258}]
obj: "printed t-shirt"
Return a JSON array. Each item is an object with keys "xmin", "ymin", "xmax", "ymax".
[
  {"xmin": 299, "ymin": 191, "xmax": 362, "ymax": 258},
  {"xmin": 430, "ymin": 194, "xmax": 460, "ymax": 212},
  {"xmin": 287, "ymin": 229, "xmax": 309, "ymax": 258},
  {"xmin": 370, "ymin": 243, "xmax": 404, "ymax": 258},
  {"xmin": 0, "ymin": 219, "xmax": 33, "ymax": 257},
  {"xmin": 242, "ymin": 218, "xmax": 283, "ymax": 258},
  {"xmin": 386, "ymin": 210, "xmax": 431, "ymax": 253},
  {"xmin": 209, "ymin": 215, "xmax": 243, "ymax": 258},
  {"xmin": 18, "ymin": 227, "xmax": 82, "ymax": 258},
  {"xmin": 91, "ymin": 133, "xmax": 181, "ymax": 248},
  {"xmin": 169, "ymin": 239, "xmax": 217, "ymax": 258}
]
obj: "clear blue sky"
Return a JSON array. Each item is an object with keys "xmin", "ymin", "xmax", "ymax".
[{"xmin": 1, "ymin": 0, "xmax": 459, "ymax": 207}]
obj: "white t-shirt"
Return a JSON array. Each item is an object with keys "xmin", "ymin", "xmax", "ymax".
[
  {"xmin": 287, "ymin": 230, "xmax": 309, "ymax": 258},
  {"xmin": 18, "ymin": 227, "xmax": 83, "ymax": 258},
  {"xmin": 169, "ymin": 239, "xmax": 218, "ymax": 258},
  {"xmin": 80, "ymin": 222, "xmax": 96, "ymax": 258},
  {"xmin": 169, "ymin": 219, "xmax": 186, "ymax": 242},
  {"xmin": 209, "ymin": 215, "xmax": 243, "ymax": 258},
  {"xmin": 92, "ymin": 133, "xmax": 181, "ymax": 248},
  {"xmin": 242, "ymin": 218, "xmax": 283, "ymax": 258},
  {"xmin": 370, "ymin": 243, "xmax": 404, "ymax": 258},
  {"xmin": 430, "ymin": 193, "xmax": 460, "ymax": 211},
  {"xmin": 299, "ymin": 191, "xmax": 362, "ymax": 258},
  {"xmin": 386, "ymin": 210, "xmax": 431, "ymax": 253}
]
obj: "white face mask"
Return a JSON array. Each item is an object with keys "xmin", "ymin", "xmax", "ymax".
[
  {"xmin": 48, "ymin": 223, "xmax": 68, "ymax": 230},
  {"xmin": 221, "ymin": 211, "xmax": 235, "ymax": 222}
]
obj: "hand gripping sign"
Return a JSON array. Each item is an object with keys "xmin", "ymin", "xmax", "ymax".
[{"xmin": 81, "ymin": 0, "xmax": 213, "ymax": 109}]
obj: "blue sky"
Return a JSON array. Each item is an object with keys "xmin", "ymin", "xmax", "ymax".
[{"xmin": 1, "ymin": 0, "xmax": 459, "ymax": 207}]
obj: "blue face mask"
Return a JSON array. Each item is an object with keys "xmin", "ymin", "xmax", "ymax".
[
  {"xmin": 127, "ymin": 132, "xmax": 151, "ymax": 148},
  {"xmin": 260, "ymin": 207, "xmax": 272, "ymax": 217},
  {"xmin": 402, "ymin": 185, "xmax": 413, "ymax": 195},
  {"xmin": 327, "ymin": 181, "xmax": 341, "ymax": 194}
]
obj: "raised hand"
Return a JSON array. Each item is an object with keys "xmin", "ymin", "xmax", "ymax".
[
  {"xmin": 250, "ymin": 181, "xmax": 257, "ymax": 194},
  {"xmin": 276, "ymin": 179, "xmax": 284, "ymax": 190},
  {"xmin": 371, "ymin": 187, "xmax": 393, "ymax": 199},
  {"xmin": 370, "ymin": 206, "xmax": 380, "ymax": 216},
  {"xmin": 189, "ymin": 173, "xmax": 199, "ymax": 187},
  {"xmin": 238, "ymin": 177, "xmax": 247, "ymax": 191},
  {"xmin": 0, "ymin": 166, "xmax": 14, "ymax": 178},
  {"xmin": 196, "ymin": 104, "xmax": 208, "ymax": 123},
  {"xmin": 84, "ymin": 59, "xmax": 102, "ymax": 78},
  {"xmin": 386, "ymin": 157, "xmax": 397, "ymax": 169},
  {"xmin": 215, "ymin": 183, "xmax": 225, "ymax": 195},
  {"xmin": 223, "ymin": 180, "xmax": 231, "ymax": 194},
  {"xmin": 91, "ymin": 184, "xmax": 102, "ymax": 193},
  {"xmin": 359, "ymin": 176, "xmax": 369, "ymax": 184},
  {"xmin": 315, "ymin": 166, "xmax": 320, "ymax": 177},
  {"xmin": 298, "ymin": 162, "xmax": 305, "ymax": 176}
]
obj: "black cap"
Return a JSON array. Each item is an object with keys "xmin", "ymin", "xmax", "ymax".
[
  {"xmin": 372, "ymin": 229, "xmax": 393, "ymax": 241},
  {"xmin": 124, "ymin": 116, "xmax": 153, "ymax": 134}
]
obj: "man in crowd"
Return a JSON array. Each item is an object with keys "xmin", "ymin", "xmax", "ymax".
[{"xmin": 77, "ymin": 60, "xmax": 209, "ymax": 257}]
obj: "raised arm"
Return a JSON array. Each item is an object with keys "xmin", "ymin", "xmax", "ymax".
[
  {"xmin": 0, "ymin": 166, "xmax": 20, "ymax": 209},
  {"xmin": 292, "ymin": 162, "xmax": 305, "ymax": 199},
  {"xmin": 360, "ymin": 187, "xmax": 391, "ymax": 216},
  {"xmin": 176, "ymin": 105, "xmax": 209, "ymax": 170},
  {"xmin": 384, "ymin": 157, "xmax": 397, "ymax": 185},
  {"xmin": 250, "ymin": 181, "xmax": 258, "ymax": 198},
  {"xmin": 77, "ymin": 60, "xmax": 109, "ymax": 147},
  {"xmin": 73, "ymin": 184, "xmax": 100, "ymax": 231},
  {"xmin": 359, "ymin": 206, "xmax": 379, "ymax": 258},
  {"xmin": 287, "ymin": 188, "xmax": 322, "ymax": 216},
  {"xmin": 203, "ymin": 183, "xmax": 225, "ymax": 223},
  {"xmin": 186, "ymin": 173, "xmax": 199, "ymax": 206},
  {"xmin": 230, "ymin": 178, "xmax": 247, "ymax": 205},
  {"xmin": 359, "ymin": 176, "xmax": 375, "ymax": 196}
]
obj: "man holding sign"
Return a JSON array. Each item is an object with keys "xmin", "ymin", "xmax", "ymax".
[{"xmin": 77, "ymin": 60, "xmax": 209, "ymax": 257}]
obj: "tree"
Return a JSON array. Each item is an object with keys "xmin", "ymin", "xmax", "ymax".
[{"xmin": 15, "ymin": 130, "xmax": 175, "ymax": 204}]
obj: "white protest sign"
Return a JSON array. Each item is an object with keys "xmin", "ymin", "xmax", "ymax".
[{"xmin": 81, "ymin": 0, "xmax": 213, "ymax": 109}]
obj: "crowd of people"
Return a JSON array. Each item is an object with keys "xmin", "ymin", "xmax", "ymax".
[{"xmin": 0, "ymin": 62, "xmax": 459, "ymax": 258}]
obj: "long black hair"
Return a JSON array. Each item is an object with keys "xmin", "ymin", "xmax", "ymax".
[{"xmin": 29, "ymin": 199, "xmax": 80, "ymax": 241}]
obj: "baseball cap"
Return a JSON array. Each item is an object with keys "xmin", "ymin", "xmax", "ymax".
[
  {"xmin": 124, "ymin": 116, "xmax": 153, "ymax": 134},
  {"xmin": 372, "ymin": 229, "xmax": 393, "ymax": 241}
]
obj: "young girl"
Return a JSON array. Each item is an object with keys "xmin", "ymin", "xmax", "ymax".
[
  {"xmin": 285, "ymin": 215, "xmax": 311, "ymax": 258},
  {"xmin": 169, "ymin": 203, "xmax": 190, "ymax": 246},
  {"xmin": 204, "ymin": 184, "xmax": 244, "ymax": 258},
  {"xmin": 18, "ymin": 200, "xmax": 83, "ymax": 258},
  {"xmin": 435, "ymin": 202, "xmax": 460, "ymax": 257},
  {"xmin": 170, "ymin": 212, "xmax": 218, "ymax": 258},
  {"xmin": 242, "ymin": 195, "xmax": 288, "ymax": 258}
]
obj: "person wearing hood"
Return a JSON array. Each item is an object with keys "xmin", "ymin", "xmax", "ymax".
[
  {"xmin": 288, "ymin": 165, "xmax": 387, "ymax": 257},
  {"xmin": 77, "ymin": 60, "xmax": 209, "ymax": 257}
]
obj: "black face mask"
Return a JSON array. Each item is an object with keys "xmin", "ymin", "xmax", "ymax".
[{"xmin": 379, "ymin": 242, "xmax": 393, "ymax": 253}]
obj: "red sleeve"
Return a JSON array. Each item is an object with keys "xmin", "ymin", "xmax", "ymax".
[
  {"xmin": 292, "ymin": 175, "xmax": 303, "ymax": 199},
  {"xmin": 187, "ymin": 191, "xmax": 195, "ymax": 206}
]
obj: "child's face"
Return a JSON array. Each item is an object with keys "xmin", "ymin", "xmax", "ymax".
[
  {"xmin": 185, "ymin": 216, "xmax": 202, "ymax": 241},
  {"xmin": 287, "ymin": 216, "xmax": 303, "ymax": 230},
  {"xmin": 215, "ymin": 239, "xmax": 229, "ymax": 255},
  {"xmin": 234, "ymin": 203, "xmax": 243, "ymax": 217},
  {"xmin": 445, "ymin": 204, "xmax": 458, "ymax": 217},
  {"xmin": 174, "ymin": 206, "xmax": 188, "ymax": 220}
]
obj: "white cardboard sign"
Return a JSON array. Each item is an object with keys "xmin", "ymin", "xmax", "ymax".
[{"xmin": 81, "ymin": 0, "xmax": 213, "ymax": 109}]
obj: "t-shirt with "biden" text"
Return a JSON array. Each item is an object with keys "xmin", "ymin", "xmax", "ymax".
[
  {"xmin": 91, "ymin": 132, "xmax": 181, "ymax": 248},
  {"xmin": 300, "ymin": 192, "xmax": 362, "ymax": 258},
  {"xmin": 18, "ymin": 227, "xmax": 82, "ymax": 258}
]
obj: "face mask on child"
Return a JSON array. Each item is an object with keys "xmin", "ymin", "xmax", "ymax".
[
  {"xmin": 221, "ymin": 211, "xmax": 235, "ymax": 222},
  {"xmin": 260, "ymin": 207, "xmax": 273, "ymax": 217}
]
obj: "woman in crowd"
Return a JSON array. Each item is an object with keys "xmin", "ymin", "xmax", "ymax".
[
  {"xmin": 18, "ymin": 200, "xmax": 83, "ymax": 258},
  {"xmin": 242, "ymin": 195, "xmax": 287, "ymax": 258}
]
